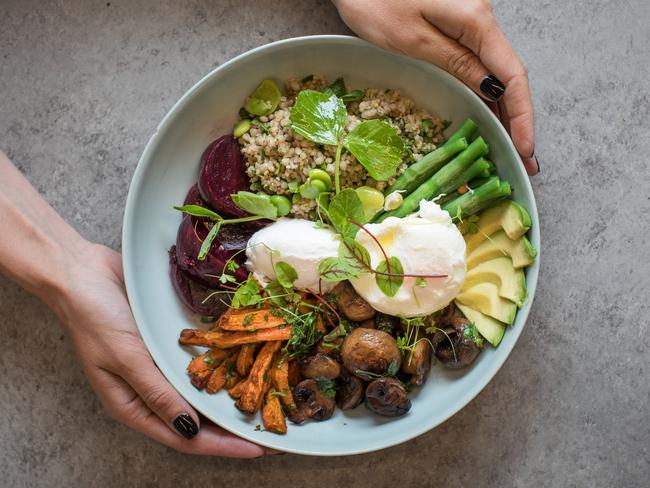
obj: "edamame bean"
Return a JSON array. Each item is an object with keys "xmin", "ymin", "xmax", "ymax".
[
  {"xmin": 355, "ymin": 186, "xmax": 385, "ymax": 220},
  {"xmin": 308, "ymin": 168, "xmax": 332, "ymax": 190},
  {"xmin": 245, "ymin": 79, "xmax": 281, "ymax": 116},
  {"xmin": 270, "ymin": 195, "xmax": 292, "ymax": 217},
  {"xmin": 300, "ymin": 180, "xmax": 327, "ymax": 199},
  {"xmin": 233, "ymin": 119, "xmax": 251, "ymax": 137}
]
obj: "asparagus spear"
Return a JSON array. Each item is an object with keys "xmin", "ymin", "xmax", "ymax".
[
  {"xmin": 386, "ymin": 137, "xmax": 468, "ymax": 195},
  {"xmin": 445, "ymin": 118, "xmax": 478, "ymax": 146},
  {"xmin": 442, "ymin": 177, "xmax": 512, "ymax": 220},
  {"xmin": 376, "ymin": 136, "xmax": 489, "ymax": 222},
  {"xmin": 440, "ymin": 157, "xmax": 492, "ymax": 196}
]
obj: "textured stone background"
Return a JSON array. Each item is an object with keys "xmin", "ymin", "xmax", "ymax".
[{"xmin": 1, "ymin": 1, "xmax": 648, "ymax": 486}]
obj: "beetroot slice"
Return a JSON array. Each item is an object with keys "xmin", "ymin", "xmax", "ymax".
[
  {"xmin": 175, "ymin": 216, "xmax": 250, "ymax": 288},
  {"xmin": 169, "ymin": 247, "xmax": 229, "ymax": 317},
  {"xmin": 183, "ymin": 184, "xmax": 206, "ymax": 207},
  {"xmin": 198, "ymin": 135, "xmax": 250, "ymax": 218}
]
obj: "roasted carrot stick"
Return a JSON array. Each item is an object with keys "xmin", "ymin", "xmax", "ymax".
[
  {"xmin": 179, "ymin": 326, "xmax": 292, "ymax": 348},
  {"xmin": 236, "ymin": 343, "xmax": 257, "ymax": 377},
  {"xmin": 218, "ymin": 307, "xmax": 286, "ymax": 331},
  {"xmin": 235, "ymin": 341, "xmax": 282, "ymax": 415},
  {"xmin": 270, "ymin": 355, "xmax": 297, "ymax": 414},
  {"xmin": 262, "ymin": 390, "xmax": 287, "ymax": 434},
  {"xmin": 206, "ymin": 351, "xmax": 238, "ymax": 394},
  {"xmin": 186, "ymin": 349, "xmax": 229, "ymax": 389}
]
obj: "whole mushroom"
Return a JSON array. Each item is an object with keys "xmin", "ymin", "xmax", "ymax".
[
  {"xmin": 336, "ymin": 369, "xmax": 365, "ymax": 410},
  {"xmin": 401, "ymin": 332, "xmax": 431, "ymax": 386},
  {"xmin": 300, "ymin": 354, "xmax": 341, "ymax": 380},
  {"xmin": 431, "ymin": 317, "xmax": 482, "ymax": 369},
  {"xmin": 365, "ymin": 377, "xmax": 411, "ymax": 417},
  {"xmin": 290, "ymin": 379, "xmax": 335, "ymax": 423},
  {"xmin": 341, "ymin": 328, "xmax": 401, "ymax": 378},
  {"xmin": 331, "ymin": 281, "xmax": 375, "ymax": 321}
]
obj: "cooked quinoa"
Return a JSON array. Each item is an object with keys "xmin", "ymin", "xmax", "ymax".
[{"xmin": 237, "ymin": 76, "xmax": 449, "ymax": 218}]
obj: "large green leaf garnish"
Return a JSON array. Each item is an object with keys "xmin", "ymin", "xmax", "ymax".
[
  {"xmin": 375, "ymin": 256, "xmax": 404, "ymax": 297},
  {"xmin": 327, "ymin": 189, "xmax": 366, "ymax": 238},
  {"xmin": 343, "ymin": 120, "xmax": 404, "ymax": 181},
  {"xmin": 290, "ymin": 90, "xmax": 347, "ymax": 146}
]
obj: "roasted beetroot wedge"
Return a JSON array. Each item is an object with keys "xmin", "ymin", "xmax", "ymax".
[
  {"xmin": 174, "ymin": 216, "xmax": 250, "ymax": 287},
  {"xmin": 169, "ymin": 247, "xmax": 229, "ymax": 317},
  {"xmin": 198, "ymin": 135, "xmax": 250, "ymax": 217}
]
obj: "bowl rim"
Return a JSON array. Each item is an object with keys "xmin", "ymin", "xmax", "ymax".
[{"xmin": 122, "ymin": 34, "xmax": 540, "ymax": 456}]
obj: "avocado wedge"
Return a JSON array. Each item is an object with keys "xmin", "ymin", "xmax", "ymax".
[
  {"xmin": 465, "ymin": 200, "xmax": 532, "ymax": 251},
  {"xmin": 455, "ymin": 302, "xmax": 505, "ymax": 347},
  {"xmin": 467, "ymin": 230, "xmax": 537, "ymax": 269},
  {"xmin": 455, "ymin": 282, "xmax": 517, "ymax": 325},
  {"xmin": 463, "ymin": 256, "xmax": 527, "ymax": 306}
]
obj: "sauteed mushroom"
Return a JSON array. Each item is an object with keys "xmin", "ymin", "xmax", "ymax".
[
  {"xmin": 300, "ymin": 354, "xmax": 341, "ymax": 380},
  {"xmin": 431, "ymin": 317, "xmax": 482, "ymax": 369},
  {"xmin": 341, "ymin": 328, "xmax": 401, "ymax": 378},
  {"xmin": 291, "ymin": 379, "xmax": 336, "ymax": 423},
  {"xmin": 365, "ymin": 377, "xmax": 411, "ymax": 417},
  {"xmin": 331, "ymin": 281, "xmax": 375, "ymax": 321},
  {"xmin": 336, "ymin": 369, "xmax": 364, "ymax": 410},
  {"xmin": 401, "ymin": 333, "xmax": 431, "ymax": 386}
]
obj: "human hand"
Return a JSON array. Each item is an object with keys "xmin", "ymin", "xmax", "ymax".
[
  {"xmin": 56, "ymin": 243, "xmax": 270, "ymax": 457},
  {"xmin": 333, "ymin": 0, "xmax": 539, "ymax": 175}
]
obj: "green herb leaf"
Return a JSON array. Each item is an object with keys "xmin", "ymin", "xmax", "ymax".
[
  {"xmin": 415, "ymin": 277, "xmax": 427, "ymax": 288},
  {"xmin": 231, "ymin": 191, "xmax": 278, "ymax": 219},
  {"xmin": 274, "ymin": 261, "xmax": 298, "ymax": 289},
  {"xmin": 375, "ymin": 256, "xmax": 404, "ymax": 297},
  {"xmin": 316, "ymin": 378, "xmax": 337, "ymax": 398},
  {"xmin": 318, "ymin": 256, "xmax": 357, "ymax": 282},
  {"xmin": 290, "ymin": 90, "xmax": 346, "ymax": 146},
  {"xmin": 340, "ymin": 89, "xmax": 365, "ymax": 103},
  {"xmin": 328, "ymin": 188, "xmax": 366, "ymax": 238},
  {"xmin": 203, "ymin": 356, "xmax": 216, "ymax": 365},
  {"xmin": 231, "ymin": 275, "xmax": 262, "ymax": 308},
  {"xmin": 323, "ymin": 321, "xmax": 350, "ymax": 342},
  {"xmin": 463, "ymin": 323, "xmax": 485, "ymax": 347},
  {"xmin": 421, "ymin": 118, "xmax": 432, "ymax": 133},
  {"xmin": 198, "ymin": 221, "xmax": 222, "ymax": 260},
  {"xmin": 174, "ymin": 205, "xmax": 222, "ymax": 220},
  {"xmin": 338, "ymin": 238, "xmax": 371, "ymax": 275},
  {"xmin": 265, "ymin": 280, "xmax": 288, "ymax": 307},
  {"xmin": 242, "ymin": 313, "xmax": 254, "ymax": 327},
  {"xmin": 386, "ymin": 359, "xmax": 399, "ymax": 377},
  {"xmin": 343, "ymin": 120, "xmax": 404, "ymax": 181},
  {"xmin": 322, "ymin": 78, "xmax": 347, "ymax": 98}
]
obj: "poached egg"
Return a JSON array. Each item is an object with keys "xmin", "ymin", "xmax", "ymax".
[
  {"xmin": 245, "ymin": 218, "xmax": 338, "ymax": 292},
  {"xmin": 349, "ymin": 200, "xmax": 466, "ymax": 316}
]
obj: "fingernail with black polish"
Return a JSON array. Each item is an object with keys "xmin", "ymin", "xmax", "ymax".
[
  {"xmin": 173, "ymin": 413, "xmax": 198, "ymax": 439},
  {"xmin": 480, "ymin": 75, "xmax": 506, "ymax": 101}
]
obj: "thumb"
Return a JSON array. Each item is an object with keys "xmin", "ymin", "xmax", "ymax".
[{"xmin": 120, "ymin": 349, "xmax": 201, "ymax": 439}]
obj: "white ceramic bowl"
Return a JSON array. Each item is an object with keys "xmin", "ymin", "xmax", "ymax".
[{"xmin": 123, "ymin": 35, "xmax": 540, "ymax": 456}]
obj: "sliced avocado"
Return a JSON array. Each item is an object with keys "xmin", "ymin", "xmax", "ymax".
[
  {"xmin": 463, "ymin": 256, "xmax": 527, "ymax": 306},
  {"xmin": 467, "ymin": 230, "xmax": 537, "ymax": 269},
  {"xmin": 455, "ymin": 282, "xmax": 517, "ymax": 325},
  {"xmin": 455, "ymin": 302, "xmax": 505, "ymax": 347},
  {"xmin": 465, "ymin": 200, "xmax": 532, "ymax": 251}
]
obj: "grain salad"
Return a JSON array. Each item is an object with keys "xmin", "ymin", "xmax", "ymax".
[{"xmin": 237, "ymin": 76, "xmax": 449, "ymax": 218}]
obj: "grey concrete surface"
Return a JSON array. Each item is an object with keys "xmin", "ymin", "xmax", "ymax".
[{"xmin": 1, "ymin": 0, "xmax": 648, "ymax": 486}]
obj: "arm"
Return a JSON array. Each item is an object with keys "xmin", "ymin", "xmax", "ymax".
[
  {"xmin": 0, "ymin": 151, "xmax": 269, "ymax": 457},
  {"xmin": 332, "ymin": 0, "xmax": 539, "ymax": 175}
]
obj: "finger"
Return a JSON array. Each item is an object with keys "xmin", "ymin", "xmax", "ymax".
[
  {"xmin": 402, "ymin": 23, "xmax": 500, "ymax": 102},
  {"xmin": 421, "ymin": 4, "xmax": 537, "ymax": 174},
  {"xmin": 89, "ymin": 366, "xmax": 267, "ymax": 457},
  {"xmin": 117, "ymin": 346, "xmax": 202, "ymax": 439}
]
